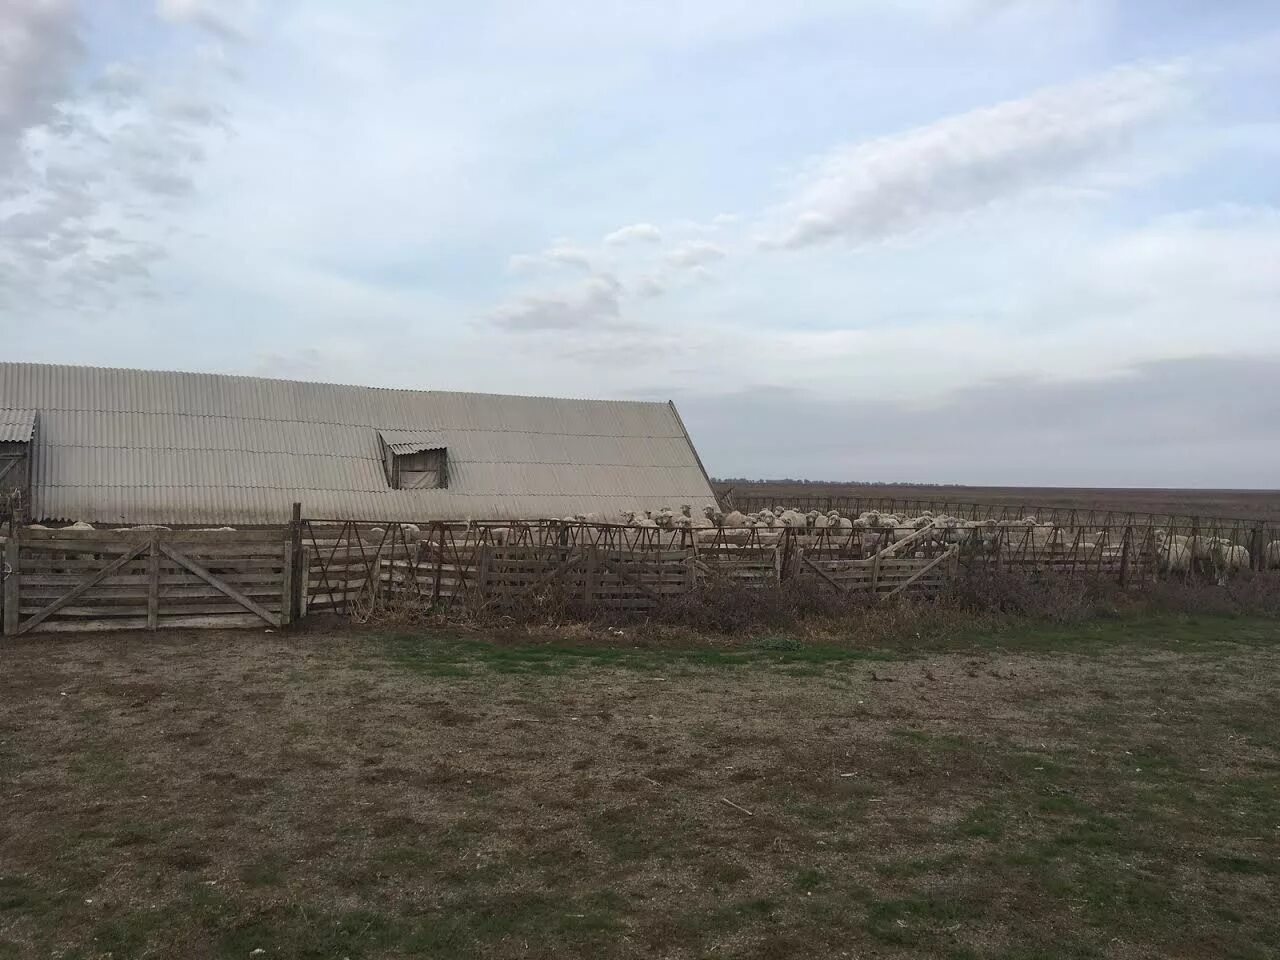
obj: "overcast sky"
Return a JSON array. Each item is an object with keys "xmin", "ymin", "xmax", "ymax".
[{"xmin": 2, "ymin": 1, "xmax": 1279, "ymax": 487}]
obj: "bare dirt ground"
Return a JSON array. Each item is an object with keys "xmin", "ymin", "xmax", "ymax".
[
  {"xmin": 713, "ymin": 483, "xmax": 1280, "ymax": 520},
  {"xmin": 2, "ymin": 618, "xmax": 1279, "ymax": 959}
]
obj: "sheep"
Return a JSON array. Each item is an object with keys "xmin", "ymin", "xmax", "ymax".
[
  {"xmin": 1267, "ymin": 541, "xmax": 1280, "ymax": 570},
  {"xmin": 1158, "ymin": 541, "xmax": 1191, "ymax": 575},
  {"xmin": 778, "ymin": 509, "xmax": 807, "ymax": 528},
  {"xmin": 1186, "ymin": 536, "xmax": 1214, "ymax": 562},
  {"xmin": 810, "ymin": 511, "xmax": 830, "ymax": 530},
  {"xmin": 722, "ymin": 510, "xmax": 748, "ymax": 528},
  {"xmin": 1212, "ymin": 541, "xmax": 1250, "ymax": 573},
  {"xmin": 702, "ymin": 504, "xmax": 724, "ymax": 526},
  {"xmin": 67, "ymin": 521, "xmax": 95, "ymax": 530}
]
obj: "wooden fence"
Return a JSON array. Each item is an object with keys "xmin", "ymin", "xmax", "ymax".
[
  {"xmin": 1, "ymin": 527, "xmax": 292, "ymax": 635},
  {"xmin": 298, "ymin": 519, "xmax": 1164, "ymax": 617},
  {"xmin": 2, "ymin": 513, "xmax": 1270, "ymax": 634}
]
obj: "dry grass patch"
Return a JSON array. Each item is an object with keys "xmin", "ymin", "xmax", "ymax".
[{"xmin": 0, "ymin": 617, "xmax": 1277, "ymax": 958}]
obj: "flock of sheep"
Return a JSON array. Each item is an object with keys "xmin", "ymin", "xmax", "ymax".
[
  {"xmin": 562, "ymin": 504, "xmax": 1280, "ymax": 575},
  {"xmin": 1153, "ymin": 530, "xmax": 1277, "ymax": 574},
  {"xmin": 27, "ymin": 513, "xmax": 1280, "ymax": 576}
]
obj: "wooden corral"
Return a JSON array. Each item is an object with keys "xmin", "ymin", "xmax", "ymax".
[
  {"xmin": 297, "ymin": 518, "xmax": 1171, "ymax": 618},
  {"xmin": 1, "ymin": 527, "xmax": 291, "ymax": 635},
  {"xmin": 3, "ymin": 511, "xmax": 1273, "ymax": 634}
]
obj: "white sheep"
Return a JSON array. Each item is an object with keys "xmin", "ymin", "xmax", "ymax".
[
  {"xmin": 67, "ymin": 521, "xmax": 95, "ymax": 530},
  {"xmin": 1158, "ymin": 541, "xmax": 1191, "ymax": 574},
  {"xmin": 778, "ymin": 509, "xmax": 807, "ymax": 528},
  {"xmin": 1267, "ymin": 541, "xmax": 1280, "ymax": 569},
  {"xmin": 1213, "ymin": 541, "xmax": 1250, "ymax": 573},
  {"xmin": 722, "ymin": 510, "xmax": 748, "ymax": 528}
]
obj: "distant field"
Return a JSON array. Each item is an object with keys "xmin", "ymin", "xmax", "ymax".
[
  {"xmin": 2, "ymin": 619, "xmax": 1279, "ymax": 958},
  {"xmin": 713, "ymin": 482, "xmax": 1280, "ymax": 521}
]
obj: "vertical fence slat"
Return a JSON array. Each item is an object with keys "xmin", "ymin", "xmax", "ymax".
[
  {"xmin": 146, "ymin": 534, "xmax": 160, "ymax": 630},
  {"xmin": 3, "ymin": 532, "xmax": 18, "ymax": 636}
]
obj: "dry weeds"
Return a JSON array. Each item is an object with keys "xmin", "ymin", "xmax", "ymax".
[{"xmin": 1, "ymin": 617, "xmax": 1278, "ymax": 959}]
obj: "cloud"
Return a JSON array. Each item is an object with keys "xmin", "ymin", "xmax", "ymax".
[
  {"xmin": 0, "ymin": 0, "xmax": 83, "ymax": 175},
  {"xmin": 1, "ymin": 6, "xmax": 237, "ymax": 310},
  {"xmin": 666, "ymin": 241, "xmax": 727, "ymax": 268},
  {"xmin": 770, "ymin": 60, "xmax": 1191, "ymax": 249},
  {"xmin": 508, "ymin": 242, "xmax": 596, "ymax": 273},
  {"xmin": 677, "ymin": 355, "xmax": 1280, "ymax": 486},
  {"xmin": 155, "ymin": 0, "xmax": 249, "ymax": 43},
  {"xmin": 604, "ymin": 222, "xmax": 663, "ymax": 245},
  {"xmin": 634, "ymin": 275, "xmax": 665, "ymax": 298},
  {"xmin": 489, "ymin": 273, "xmax": 626, "ymax": 331}
]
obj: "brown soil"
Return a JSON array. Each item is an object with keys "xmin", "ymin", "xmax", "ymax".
[{"xmin": 1, "ymin": 621, "xmax": 1277, "ymax": 959}]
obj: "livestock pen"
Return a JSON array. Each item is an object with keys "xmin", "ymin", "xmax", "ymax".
[{"xmin": 4, "ymin": 511, "xmax": 1278, "ymax": 635}]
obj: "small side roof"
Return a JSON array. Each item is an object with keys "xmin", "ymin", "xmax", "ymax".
[
  {"xmin": 378, "ymin": 429, "xmax": 448, "ymax": 456},
  {"xmin": 0, "ymin": 409, "xmax": 36, "ymax": 444}
]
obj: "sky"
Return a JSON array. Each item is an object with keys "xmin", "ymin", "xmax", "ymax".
[{"xmin": 2, "ymin": 0, "xmax": 1279, "ymax": 487}]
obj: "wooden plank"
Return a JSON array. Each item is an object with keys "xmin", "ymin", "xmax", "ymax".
[
  {"xmin": 158, "ymin": 543, "xmax": 280, "ymax": 627},
  {"xmin": 279, "ymin": 539, "xmax": 294, "ymax": 626},
  {"xmin": 3, "ymin": 535, "xmax": 18, "ymax": 637},
  {"xmin": 505, "ymin": 550, "xmax": 583, "ymax": 603},
  {"xmin": 881, "ymin": 546, "xmax": 958, "ymax": 599},
  {"xmin": 18, "ymin": 540, "xmax": 149, "ymax": 635},
  {"xmin": 19, "ymin": 528, "xmax": 286, "ymax": 543},
  {"xmin": 25, "ymin": 613, "xmax": 269, "ymax": 634},
  {"xmin": 598, "ymin": 558, "xmax": 661, "ymax": 599},
  {"xmin": 21, "ymin": 572, "xmax": 287, "ymax": 588},
  {"xmin": 146, "ymin": 536, "xmax": 159, "ymax": 630},
  {"xmin": 19, "ymin": 602, "xmax": 281, "ymax": 618},
  {"xmin": 799, "ymin": 554, "xmax": 848, "ymax": 593}
]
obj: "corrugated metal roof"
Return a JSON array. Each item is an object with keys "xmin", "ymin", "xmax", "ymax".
[
  {"xmin": 0, "ymin": 408, "xmax": 36, "ymax": 444},
  {"xmin": 379, "ymin": 429, "xmax": 447, "ymax": 456},
  {"xmin": 0, "ymin": 363, "xmax": 717, "ymax": 523}
]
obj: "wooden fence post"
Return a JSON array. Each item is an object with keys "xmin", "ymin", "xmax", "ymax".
[
  {"xmin": 584, "ymin": 546, "xmax": 598, "ymax": 608},
  {"xmin": 1250, "ymin": 524, "xmax": 1265, "ymax": 572},
  {"xmin": 279, "ymin": 537, "xmax": 294, "ymax": 626},
  {"xmin": 146, "ymin": 533, "xmax": 160, "ymax": 630},
  {"xmin": 288, "ymin": 502, "xmax": 303, "ymax": 623},
  {"xmin": 1119, "ymin": 526, "xmax": 1131, "ymax": 588},
  {"xmin": 3, "ymin": 527, "xmax": 19, "ymax": 637}
]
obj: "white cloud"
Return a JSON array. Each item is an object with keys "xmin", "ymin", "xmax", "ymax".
[
  {"xmin": 634, "ymin": 275, "xmax": 665, "ymax": 298},
  {"xmin": 0, "ymin": 7, "xmax": 237, "ymax": 311},
  {"xmin": 489, "ymin": 273, "xmax": 626, "ymax": 331},
  {"xmin": 155, "ymin": 0, "xmax": 250, "ymax": 43},
  {"xmin": 604, "ymin": 222, "xmax": 663, "ymax": 245},
  {"xmin": 508, "ymin": 242, "xmax": 596, "ymax": 273},
  {"xmin": 769, "ymin": 60, "xmax": 1190, "ymax": 249},
  {"xmin": 0, "ymin": 0, "xmax": 82, "ymax": 175},
  {"xmin": 666, "ymin": 241, "xmax": 727, "ymax": 268}
]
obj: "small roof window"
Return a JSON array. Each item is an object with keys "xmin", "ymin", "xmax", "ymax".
[{"xmin": 378, "ymin": 430, "xmax": 447, "ymax": 490}]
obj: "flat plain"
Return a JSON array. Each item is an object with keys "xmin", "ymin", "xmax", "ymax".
[
  {"xmin": 2, "ymin": 618, "xmax": 1278, "ymax": 959},
  {"xmin": 713, "ymin": 483, "xmax": 1280, "ymax": 521}
]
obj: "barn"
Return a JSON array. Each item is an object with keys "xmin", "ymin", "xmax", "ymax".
[{"xmin": 0, "ymin": 363, "xmax": 717, "ymax": 526}]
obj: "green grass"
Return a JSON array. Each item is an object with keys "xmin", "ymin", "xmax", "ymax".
[{"xmin": 379, "ymin": 614, "xmax": 1280, "ymax": 681}]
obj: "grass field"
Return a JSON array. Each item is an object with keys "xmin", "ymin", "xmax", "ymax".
[
  {"xmin": 713, "ymin": 482, "xmax": 1280, "ymax": 521},
  {"xmin": 2, "ymin": 617, "xmax": 1279, "ymax": 959}
]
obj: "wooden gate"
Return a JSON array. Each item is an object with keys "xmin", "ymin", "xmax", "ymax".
[{"xmin": 2, "ymin": 527, "xmax": 292, "ymax": 635}]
